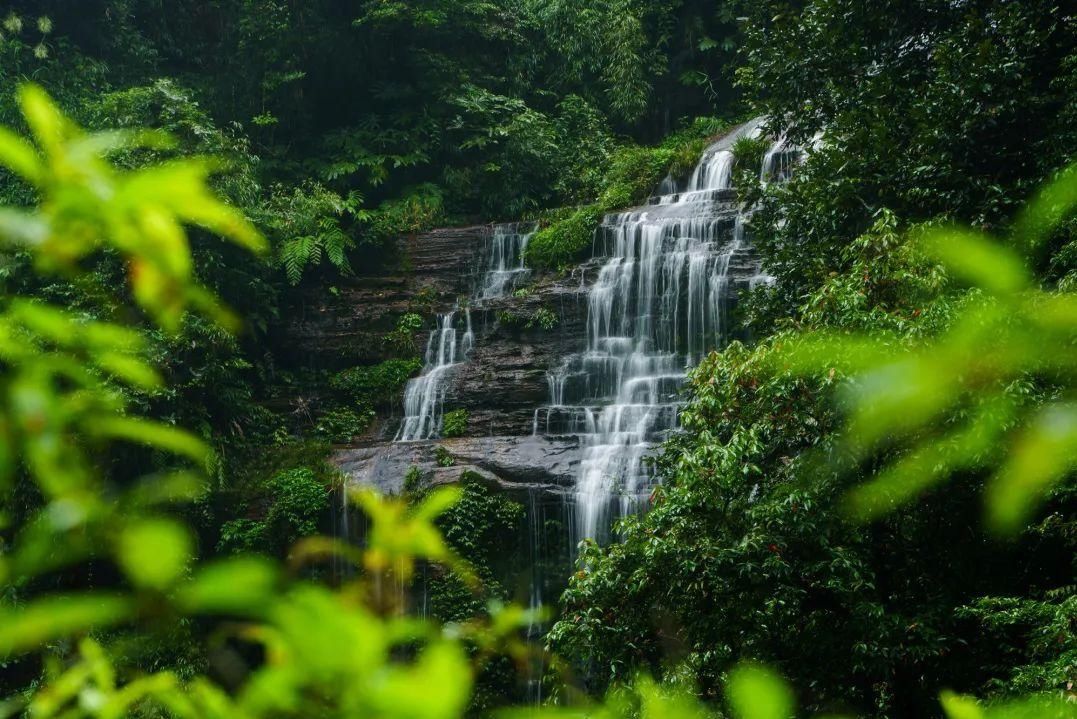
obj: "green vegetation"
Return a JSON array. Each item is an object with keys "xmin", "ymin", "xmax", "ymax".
[
  {"xmin": 1, "ymin": 2, "xmax": 1075, "ymax": 718},
  {"xmin": 497, "ymin": 306, "xmax": 561, "ymax": 331},
  {"xmin": 441, "ymin": 409, "xmax": 470, "ymax": 438},
  {"xmin": 527, "ymin": 118, "xmax": 735, "ymax": 270},
  {"xmin": 330, "ymin": 358, "xmax": 424, "ymax": 408}
]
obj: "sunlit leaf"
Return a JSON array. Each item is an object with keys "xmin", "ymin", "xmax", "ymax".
[
  {"xmin": 90, "ymin": 417, "xmax": 210, "ymax": 465},
  {"xmin": 17, "ymin": 84, "xmax": 72, "ymax": 156},
  {"xmin": 0, "ymin": 126, "xmax": 44, "ymax": 184},
  {"xmin": 1013, "ymin": 163, "xmax": 1077, "ymax": 251},
  {"xmin": 940, "ymin": 691, "xmax": 985, "ymax": 719},
  {"xmin": 413, "ymin": 485, "xmax": 463, "ymax": 521}
]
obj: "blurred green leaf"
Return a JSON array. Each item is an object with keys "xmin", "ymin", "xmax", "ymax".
[
  {"xmin": 919, "ymin": 227, "xmax": 1030, "ymax": 294},
  {"xmin": 177, "ymin": 557, "xmax": 279, "ymax": 615},
  {"xmin": 726, "ymin": 663, "xmax": 794, "ymax": 719},
  {"xmin": 0, "ymin": 126, "xmax": 43, "ymax": 184},
  {"xmin": 0, "ymin": 594, "xmax": 133, "ymax": 657},
  {"xmin": 1013, "ymin": 163, "xmax": 1077, "ymax": 251},
  {"xmin": 116, "ymin": 518, "xmax": 192, "ymax": 590},
  {"xmin": 987, "ymin": 403, "xmax": 1077, "ymax": 534},
  {"xmin": 91, "ymin": 417, "xmax": 211, "ymax": 466}
]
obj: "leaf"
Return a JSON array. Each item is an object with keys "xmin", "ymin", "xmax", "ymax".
[
  {"xmin": 90, "ymin": 417, "xmax": 211, "ymax": 465},
  {"xmin": 178, "ymin": 557, "xmax": 279, "ymax": 615},
  {"xmin": 919, "ymin": 226, "xmax": 1030, "ymax": 294},
  {"xmin": 17, "ymin": 84, "xmax": 72, "ymax": 156},
  {"xmin": 726, "ymin": 663, "xmax": 794, "ymax": 719},
  {"xmin": 987, "ymin": 403, "xmax": 1077, "ymax": 534},
  {"xmin": 1013, "ymin": 163, "xmax": 1077, "ymax": 251},
  {"xmin": 940, "ymin": 691, "xmax": 985, "ymax": 719},
  {"xmin": 0, "ymin": 126, "xmax": 43, "ymax": 184},
  {"xmin": 412, "ymin": 486, "xmax": 463, "ymax": 521},
  {"xmin": 116, "ymin": 518, "xmax": 192, "ymax": 590},
  {"xmin": 0, "ymin": 594, "xmax": 133, "ymax": 656}
]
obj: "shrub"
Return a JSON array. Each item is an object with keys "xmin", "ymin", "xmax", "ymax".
[
  {"xmin": 266, "ymin": 467, "xmax": 331, "ymax": 545},
  {"xmin": 330, "ymin": 358, "xmax": 423, "ymax": 407},
  {"xmin": 442, "ymin": 409, "xmax": 469, "ymax": 437},
  {"xmin": 216, "ymin": 518, "xmax": 269, "ymax": 554},
  {"xmin": 435, "ymin": 445, "xmax": 455, "ymax": 467},
  {"xmin": 403, "ymin": 465, "xmax": 425, "ymax": 494},
  {"xmin": 361, "ymin": 183, "xmax": 446, "ymax": 242},
  {"xmin": 313, "ymin": 406, "xmax": 375, "ymax": 442},
  {"xmin": 383, "ymin": 312, "xmax": 425, "ymax": 354},
  {"xmin": 525, "ymin": 204, "xmax": 603, "ymax": 270}
]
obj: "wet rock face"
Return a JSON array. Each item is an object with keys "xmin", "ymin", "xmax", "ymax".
[
  {"xmin": 275, "ymin": 226, "xmax": 490, "ymax": 368},
  {"xmin": 446, "ymin": 264, "xmax": 597, "ymax": 437},
  {"xmin": 334, "ymin": 435, "xmax": 582, "ymax": 496}
]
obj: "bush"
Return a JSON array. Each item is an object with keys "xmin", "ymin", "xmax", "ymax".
[
  {"xmin": 330, "ymin": 358, "xmax": 423, "ymax": 407},
  {"xmin": 216, "ymin": 518, "xmax": 269, "ymax": 554},
  {"xmin": 383, "ymin": 312, "xmax": 425, "ymax": 354},
  {"xmin": 442, "ymin": 409, "xmax": 469, "ymax": 437},
  {"xmin": 435, "ymin": 445, "xmax": 455, "ymax": 467},
  {"xmin": 266, "ymin": 467, "xmax": 331, "ymax": 545},
  {"xmin": 313, "ymin": 406, "xmax": 375, "ymax": 442},
  {"xmin": 525, "ymin": 204, "xmax": 603, "ymax": 270}
]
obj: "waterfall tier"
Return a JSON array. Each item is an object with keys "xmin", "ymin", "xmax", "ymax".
[
  {"xmin": 397, "ymin": 224, "xmax": 534, "ymax": 441},
  {"xmin": 532, "ymin": 119, "xmax": 772, "ymax": 544}
]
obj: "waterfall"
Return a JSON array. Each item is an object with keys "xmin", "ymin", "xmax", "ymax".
[
  {"xmin": 533, "ymin": 119, "xmax": 771, "ymax": 545},
  {"xmin": 396, "ymin": 224, "xmax": 533, "ymax": 441}
]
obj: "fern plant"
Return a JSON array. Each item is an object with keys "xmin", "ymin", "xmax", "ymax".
[{"xmin": 262, "ymin": 182, "xmax": 360, "ymax": 285}]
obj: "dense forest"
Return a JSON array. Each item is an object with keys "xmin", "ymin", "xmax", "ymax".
[{"xmin": 0, "ymin": 1, "xmax": 1074, "ymax": 718}]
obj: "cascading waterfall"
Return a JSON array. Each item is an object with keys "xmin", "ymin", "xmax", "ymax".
[
  {"xmin": 397, "ymin": 224, "xmax": 533, "ymax": 441},
  {"xmin": 532, "ymin": 119, "xmax": 780, "ymax": 545}
]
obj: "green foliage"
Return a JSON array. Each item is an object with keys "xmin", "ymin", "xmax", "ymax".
[
  {"xmin": 403, "ymin": 465, "xmax": 425, "ymax": 495},
  {"xmin": 265, "ymin": 467, "xmax": 331, "ymax": 545},
  {"xmin": 497, "ymin": 306, "xmax": 560, "ymax": 331},
  {"xmin": 441, "ymin": 409, "xmax": 469, "ymax": 438},
  {"xmin": 775, "ymin": 166, "xmax": 1077, "ymax": 533},
  {"xmin": 262, "ymin": 182, "xmax": 359, "ymax": 285},
  {"xmin": 313, "ymin": 406, "xmax": 375, "ymax": 443},
  {"xmin": 434, "ymin": 445, "xmax": 455, "ymax": 468},
  {"xmin": 361, "ymin": 183, "xmax": 445, "ymax": 243},
  {"xmin": 526, "ymin": 205, "xmax": 603, "ymax": 270},
  {"xmin": 330, "ymin": 358, "xmax": 423, "ymax": 408},
  {"xmin": 383, "ymin": 313, "xmax": 426, "ymax": 355}
]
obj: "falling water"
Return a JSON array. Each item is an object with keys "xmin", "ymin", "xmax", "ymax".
[
  {"xmin": 397, "ymin": 224, "xmax": 533, "ymax": 441},
  {"xmin": 532, "ymin": 119, "xmax": 777, "ymax": 545}
]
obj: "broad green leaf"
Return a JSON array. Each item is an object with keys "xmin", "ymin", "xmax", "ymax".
[
  {"xmin": 0, "ymin": 594, "xmax": 133, "ymax": 656},
  {"xmin": 726, "ymin": 663, "xmax": 794, "ymax": 719},
  {"xmin": 987, "ymin": 403, "xmax": 1077, "ymax": 534},
  {"xmin": 940, "ymin": 691, "xmax": 984, "ymax": 719},
  {"xmin": 0, "ymin": 126, "xmax": 43, "ymax": 184},
  {"xmin": 368, "ymin": 641, "xmax": 472, "ymax": 719},
  {"xmin": 17, "ymin": 84, "xmax": 71, "ymax": 156},
  {"xmin": 1013, "ymin": 163, "xmax": 1077, "ymax": 251},
  {"xmin": 413, "ymin": 485, "xmax": 463, "ymax": 521},
  {"xmin": 90, "ymin": 417, "xmax": 210, "ymax": 465},
  {"xmin": 178, "ymin": 557, "xmax": 279, "ymax": 615},
  {"xmin": 920, "ymin": 227, "xmax": 1030, "ymax": 294},
  {"xmin": 116, "ymin": 518, "xmax": 192, "ymax": 589}
]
